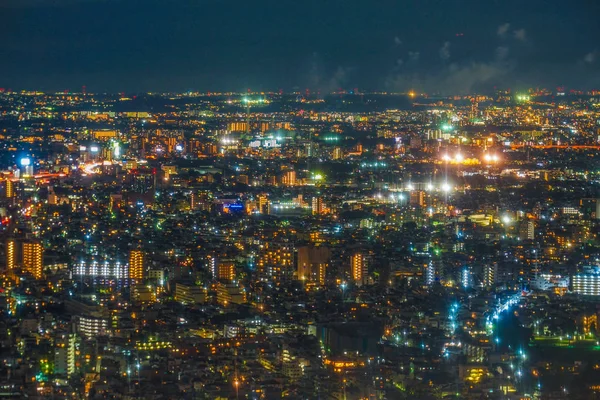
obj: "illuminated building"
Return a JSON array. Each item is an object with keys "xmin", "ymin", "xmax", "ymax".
[
  {"xmin": 572, "ymin": 269, "xmax": 600, "ymax": 296},
  {"xmin": 54, "ymin": 332, "xmax": 76, "ymax": 377},
  {"xmin": 281, "ymin": 347, "xmax": 304, "ymax": 381},
  {"xmin": 4, "ymin": 179, "xmax": 14, "ymax": 198},
  {"xmin": 129, "ymin": 249, "xmax": 145, "ymax": 281},
  {"xmin": 410, "ymin": 190, "xmax": 425, "ymax": 207},
  {"xmin": 332, "ymin": 146, "xmax": 342, "ymax": 160},
  {"xmin": 351, "ymin": 252, "xmax": 368, "ymax": 286},
  {"xmin": 227, "ymin": 122, "xmax": 248, "ymax": 132},
  {"xmin": 518, "ymin": 220, "xmax": 535, "ymax": 240},
  {"xmin": 175, "ymin": 283, "xmax": 207, "ymax": 304},
  {"xmin": 297, "ymin": 246, "xmax": 331, "ymax": 285},
  {"xmin": 215, "ymin": 260, "xmax": 236, "ymax": 282},
  {"xmin": 216, "ymin": 282, "xmax": 246, "ymax": 306},
  {"xmin": 461, "ymin": 266, "xmax": 472, "ymax": 289},
  {"xmin": 424, "ymin": 260, "xmax": 435, "ymax": 287},
  {"xmin": 74, "ymin": 260, "xmax": 128, "ymax": 280},
  {"xmin": 257, "ymin": 194, "xmax": 269, "ymax": 214},
  {"xmin": 257, "ymin": 242, "xmax": 294, "ymax": 282},
  {"xmin": 131, "ymin": 284, "xmax": 156, "ymax": 303},
  {"xmin": 190, "ymin": 192, "xmax": 197, "ymax": 210},
  {"xmin": 582, "ymin": 314, "xmax": 598, "ymax": 334},
  {"xmin": 483, "ymin": 263, "xmax": 498, "ymax": 287},
  {"xmin": 312, "ymin": 197, "xmax": 324, "ymax": 216},
  {"xmin": 75, "ymin": 316, "xmax": 108, "ymax": 339},
  {"xmin": 282, "ymin": 170, "xmax": 296, "ymax": 186},
  {"xmin": 22, "ymin": 240, "xmax": 43, "ymax": 280},
  {"xmin": 91, "ymin": 129, "xmax": 117, "ymax": 140},
  {"xmin": 5, "ymin": 239, "xmax": 15, "ymax": 273}
]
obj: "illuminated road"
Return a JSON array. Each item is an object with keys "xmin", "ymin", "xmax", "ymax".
[{"xmin": 510, "ymin": 144, "xmax": 600, "ymax": 150}]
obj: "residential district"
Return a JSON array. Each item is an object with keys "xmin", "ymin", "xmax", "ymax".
[{"xmin": 1, "ymin": 88, "xmax": 600, "ymax": 399}]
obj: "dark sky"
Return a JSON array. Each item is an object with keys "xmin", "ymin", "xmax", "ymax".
[{"xmin": 1, "ymin": 0, "xmax": 599, "ymax": 93}]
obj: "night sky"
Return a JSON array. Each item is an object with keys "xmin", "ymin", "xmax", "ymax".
[{"xmin": 1, "ymin": 0, "xmax": 599, "ymax": 93}]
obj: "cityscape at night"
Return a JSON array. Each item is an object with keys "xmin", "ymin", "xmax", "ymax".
[{"xmin": 2, "ymin": 0, "xmax": 600, "ymax": 399}]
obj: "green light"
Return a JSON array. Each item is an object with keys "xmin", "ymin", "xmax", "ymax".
[{"xmin": 442, "ymin": 124, "xmax": 453, "ymax": 131}]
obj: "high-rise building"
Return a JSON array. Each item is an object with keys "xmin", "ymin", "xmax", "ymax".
[
  {"xmin": 518, "ymin": 220, "xmax": 535, "ymax": 240},
  {"xmin": 129, "ymin": 249, "xmax": 145, "ymax": 281},
  {"xmin": 424, "ymin": 260, "xmax": 436, "ymax": 287},
  {"xmin": 216, "ymin": 260, "xmax": 236, "ymax": 282},
  {"xmin": 312, "ymin": 197, "xmax": 324, "ymax": 216},
  {"xmin": 351, "ymin": 252, "xmax": 368, "ymax": 286},
  {"xmin": 257, "ymin": 242, "xmax": 294, "ymax": 283},
  {"xmin": 5, "ymin": 239, "xmax": 16, "ymax": 273},
  {"xmin": 4, "ymin": 179, "xmax": 14, "ymax": 198},
  {"xmin": 410, "ymin": 190, "xmax": 425, "ymax": 207},
  {"xmin": 190, "ymin": 192, "xmax": 197, "ymax": 210},
  {"xmin": 257, "ymin": 194, "xmax": 269, "ymax": 214},
  {"xmin": 332, "ymin": 146, "xmax": 342, "ymax": 160},
  {"xmin": 484, "ymin": 263, "xmax": 498, "ymax": 287},
  {"xmin": 282, "ymin": 170, "xmax": 296, "ymax": 186},
  {"xmin": 54, "ymin": 332, "xmax": 76, "ymax": 377},
  {"xmin": 22, "ymin": 240, "xmax": 43, "ymax": 279},
  {"xmin": 297, "ymin": 246, "xmax": 331, "ymax": 285}
]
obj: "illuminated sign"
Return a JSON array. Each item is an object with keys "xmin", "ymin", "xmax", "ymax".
[{"xmin": 223, "ymin": 203, "xmax": 244, "ymax": 213}]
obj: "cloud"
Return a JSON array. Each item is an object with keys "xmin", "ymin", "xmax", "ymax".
[
  {"xmin": 513, "ymin": 29, "xmax": 527, "ymax": 41},
  {"xmin": 408, "ymin": 51, "xmax": 420, "ymax": 62},
  {"xmin": 497, "ymin": 23, "xmax": 511, "ymax": 37},
  {"xmin": 583, "ymin": 51, "xmax": 596, "ymax": 63},
  {"xmin": 396, "ymin": 59, "xmax": 404, "ymax": 66},
  {"xmin": 442, "ymin": 62, "xmax": 510, "ymax": 92},
  {"xmin": 495, "ymin": 46, "xmax": 510, "ymax": 61},
  {"xmin": 439, "ymin": 42, "xmax": 451, "ymax": 61},
  {"xmin": 385, "ymin": 59, "xmax": 513, "ymax": 95},
  {"xmin": 321, "ymin": 66, "xmax": 354, "ymax": 93},
  {"xmin": 394, "ymin": 37, "xmax": 402, "ymax": 46}
]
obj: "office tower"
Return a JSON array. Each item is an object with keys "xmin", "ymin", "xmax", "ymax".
[
  {"xmin": 351, "ymin": 252, "xmax": 368, "ymax": 286},
  {"xmin": 129, "ymin": 249, "xmax": 144, "ymax": 281},
  {"xmin": 312, "ymin": 197, "xmax": 324, "ymax": 216},
  {"xmin": 22, "ymin": 240, "xmax": 43, "ymax": 279},
  {"xmin": 5, "ymin": 239, "xmax": 16, "ymax": 273},
  {"xmin": 54, "ymin": 332, "xmax": 76, "ymax": 377},
  {"xmin": 297, "ymin": 246, "xmax": 331, "ymax": 286}
]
